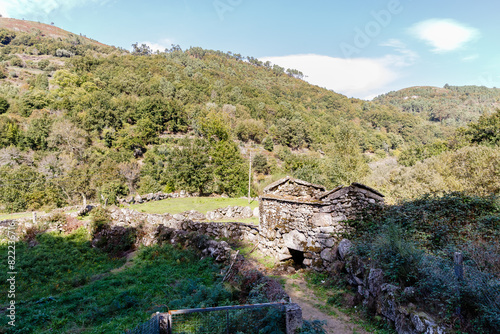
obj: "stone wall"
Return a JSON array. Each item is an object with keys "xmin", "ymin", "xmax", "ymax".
[
  {"xmin": 118, "ymin": 190, "xmax": 195, "ymax": 205},
  {"xmin": 336, "ymin": 240, "xmax": 446, "ymax": 334},
  {"xmin": 108, "ymin": 208, "xmax": 260, "ymax": 246},
  {"xmin": 258, "ymin": 181, "xmax": 384, "ymax": 271}
]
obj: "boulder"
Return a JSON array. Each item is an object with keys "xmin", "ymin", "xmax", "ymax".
[
  {"xmin": 253, "ymin": 207, "xmax": 260, "ymax": 218},
  {"xmin": 320, "ymin": 248, "xmax": 335, "ymax": 263},
  {"xmin": 134, "ymin": 194, "xmax": 143, "ymax": 203},
  {"xmin": 337, "ymin": 239, "xmax": 352, "ymax": 260},
  {"xmin": 187, "ymin": 210, "xmax": 205, "ymax": 221},
  {"xmin": 241, "ymin": 206, "xmax": 253, "ymax": 218},
  {"xmin": 368, "ymin": 268, "xmax": 384, "ymax": 297}
]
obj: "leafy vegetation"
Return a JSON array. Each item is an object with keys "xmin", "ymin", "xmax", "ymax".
[
  {"xmin": 0, "ymin": 228, "xmax": 235, "ymax": 333},
  {"xmin": 0, "ymin": 18, "xmax": 459, "ymax": 212},
  {"xmin": 374, "ymin": 85, "xmax": 500, "ymax": 126},
  {"xmin": 346, "ymin": 193, "xmax": 500, "ymax": 332}
]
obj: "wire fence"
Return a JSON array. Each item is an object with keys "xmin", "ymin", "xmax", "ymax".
[
  {"xmin": 125, "ymin": 302, "xmax": 287, "ymax": 334},
  {"xmin": 168, "ymin": 302, "xmax": 286, "ymax": 334},
  {"xmin": 125, "ymin": 314, "xmax": 160, "ymax": 334}
]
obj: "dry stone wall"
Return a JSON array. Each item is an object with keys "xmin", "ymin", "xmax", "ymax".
[
  {"xmin": 118, "ymin": 190, "xmax": 195, "ymax": 204},
  {"xmin": 258, "ymin": 179, "xmax": 384, "ymax": 271},
  {"xmin": 108, "ymin": 208, "xmax": 260, "ymax": 246}
]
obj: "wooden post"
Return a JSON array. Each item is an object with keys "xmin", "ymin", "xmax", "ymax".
[
  {"xmin": 32, "ymin": 212, "xmax": 37, "ymax": 224},
  {"xmin": 454, "ymin": 252, "xmax": 463, "ymax": 317},
  {"xmin": 248, "ymin": 150, "xmax": 252, "ymax": 204}
]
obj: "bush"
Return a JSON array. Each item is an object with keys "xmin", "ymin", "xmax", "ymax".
[
  {"xmin": 0, "ymin": 97, "xmax": 9, "ymax": 114},
  {"xmin": 263, "ymin": 137, "xmax": 274, "ymax": 151},
  {"xmin": 90, "ymin": 206, "xmax": 111, "ymax": 235},
  {"xmin": 55, "ymin": 48, "xmax": 74, "ymax": 57},
  {"xmin": 296, "ymin": 320, "xmax": 327, "ymax": 334},
  {"xmin": 235, "ymin": 119, "xmax": 266, "ymax": 143},
  {"xmin": 38, "ymin": 59, "xmax": 50, "ymax": 70},
  {"xmin": 252, "ymin": 153, "xmax": 270, "ymax": 174},
  {"xmin": 137, "ymin": 175, "xmax": 162, "ymax": 194},
  {"xmin": 362, "ymin": 223, "xmax": 423, "ymax": 285},
  {"xmin": 9, "ymin": 56, "xmax": 22, "ymax": 67}
]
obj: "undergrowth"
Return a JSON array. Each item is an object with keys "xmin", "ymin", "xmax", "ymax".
[{"xmin": 0, "ymin": 232, "xmax": 232, "ymax": 333}]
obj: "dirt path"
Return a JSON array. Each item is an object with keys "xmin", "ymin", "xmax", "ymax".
[
  {"xmin": 284, "ymin": 276, "xmax": 368, "ymax": 334},
  {"xmin": 110, "ymin": 251, "xmax": 137, "ymax": 274}
]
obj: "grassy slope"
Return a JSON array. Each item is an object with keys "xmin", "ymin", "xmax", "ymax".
[
  {"xmin": 0, "ymin": 17, "xmax": 108, "ymax": 46},
  {"xmin": 0, "ymin": 228, "xmax": 231, "ymax": 333},
  {"xmin": 129, "ymin": 197, "xmax": 259, "ymax": 215}
]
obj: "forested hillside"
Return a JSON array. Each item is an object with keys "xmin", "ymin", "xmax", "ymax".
[
  {"xmin": 374, "ymin": 85, "xmax": 500, "ymax": 126},
  {"xmin": 0, "ymin": 18, "xmax": 498, "ymax": 212}
]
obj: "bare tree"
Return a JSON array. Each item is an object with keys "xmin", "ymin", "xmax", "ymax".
[{"xmin": 118, "ymin": 161, "xmax": 141, "ymax": 194}]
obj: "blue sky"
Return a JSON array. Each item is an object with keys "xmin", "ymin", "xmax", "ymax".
[{"xmin": 1, "ymin": 0, "xmax": 500, "ymax": 99}]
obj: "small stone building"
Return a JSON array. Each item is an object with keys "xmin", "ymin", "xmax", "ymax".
[{"xmin": 258, "ymin": 177, "xmax": 384, "ymax": 270}]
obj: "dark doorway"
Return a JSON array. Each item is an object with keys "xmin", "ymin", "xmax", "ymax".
[{"xmin": 288, "ymin": 248, "xmax": 304, "ymax": 266}]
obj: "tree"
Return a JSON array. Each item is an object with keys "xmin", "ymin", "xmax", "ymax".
[
  {"xmin": 131, "ymin": 43, "xmax": 152, "ymax": 56},
  {"xmin": 165, "ymin": 138, "xmax": 213, "ymax": 194},
  {"xmin": 252, "ymin": 153, "xmax": 270, "ymax": 174},
  {"xmin": 47, "ymin": 120, "xmax": 87, "ymax": 158},
  {"xmin": 463, "ymin": 109, "xmax": 500, "ymax": 146},
  {"xmin": 211, "ymin": 140, "xmax": 246, "ymax": 195},
  {"xmin": 118, "ymin": 161, "xmax": 141, "ymax": 194}
]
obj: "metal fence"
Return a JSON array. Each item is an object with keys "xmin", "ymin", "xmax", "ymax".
[
  {"xmin": 167, "ymin": 302, "xmax": 287, "ymax": 334},
  {"xmin": 125, "ymin": 302, "xmax": 287, "ymax": 334},
  {"xmin": 126, "ymin": 313, "xmax": 161, "ymax": 334}
]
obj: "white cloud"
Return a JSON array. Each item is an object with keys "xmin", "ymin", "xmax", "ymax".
[
  {"xmin": 380, "ymin": 39, "xmax": 419, "ymax": 67},
  {"xmin": 0, "ymin": 0, "xmax": 109, "ymax": 18},
  {"xmin": 260, "ymin": 54, "xmax": 399, "ymax": 99},
  {"xmin": 410, "ymin": 19, "xmax": 479, "ymax": 53},
  {"xmin": 462, "ymin": 54, "xmax": 479, "ymax": 62},
  {"xmin": 138, "ymin": 39, "xmax": 174, "ymax": 52}
]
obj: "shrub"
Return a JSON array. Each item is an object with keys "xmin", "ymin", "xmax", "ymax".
[
  {"xmin": 296, "ymin": 320, "xmax": 327, "ymax": 334},
  {"xmin": 55, "ymin": 48, "xmax": 74, "ymax": 57},
  {"xmin": 252, "ymin": 153, "xmax": 270, "ymax": 174},
  {"xmin": 9, "ymin": 56, "xmax": 22, "ymax": 67},
  {"xmin": 235, "ymin": 119, "xmax": 266, "ymax": 143},
  {"xmin": 137, "ymin": 175, "xmax": 162, "ymax": 194},
  {"xmin": 37, "ymin": 59, "xmax": 50, "ymax": 70},
  {"xmin": 263, "ymin": 136, "xmax": 274, "ymax": 151},
  {"xmin": 363, "ymin": 223, "xmax": 423, "ymax": 285},
  {"xmin": 0, "ymin": 97, "xmax": 9, "ymax": 114},
  {"xmin": 90, "ymin": 206, "xmax": 111, "ymax": 235}
]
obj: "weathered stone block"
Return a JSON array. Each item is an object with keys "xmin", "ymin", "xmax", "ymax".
[
  {"xmin": 320, "ymin": 248, "xmax": 335, "ymax": 262},
  {"xmin": 338, "ymin": 239, "xmax": 352, "ymax": 260},
  {"xmin": 283, "ymin": 230, "xmax": 307, "ymax": 251}
]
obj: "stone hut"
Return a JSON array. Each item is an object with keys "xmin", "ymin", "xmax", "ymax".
[{"xmin": 258, "ymin": 176, "xmax": 384, "ymax": 270}]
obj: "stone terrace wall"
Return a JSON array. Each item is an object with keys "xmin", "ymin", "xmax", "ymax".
[
  {"xmin": 118, "ymin": 190, "xmax": 195, "ymax": 205},
  {"xmin": 109, "ymin": 208, "xmax": 260, "ymax": 246}
]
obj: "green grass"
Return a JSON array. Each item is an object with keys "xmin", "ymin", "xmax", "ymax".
[
  {"xmin": 0, "ymin": 230, "xmax": 233, "ymax": 333},
  {"xmin": 0, "ymin": 211, "xmax": 35, "ymax": 220},
  {"xmin": 129, "ymin": 197, "xmax": 259, "ymax": 215}
]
